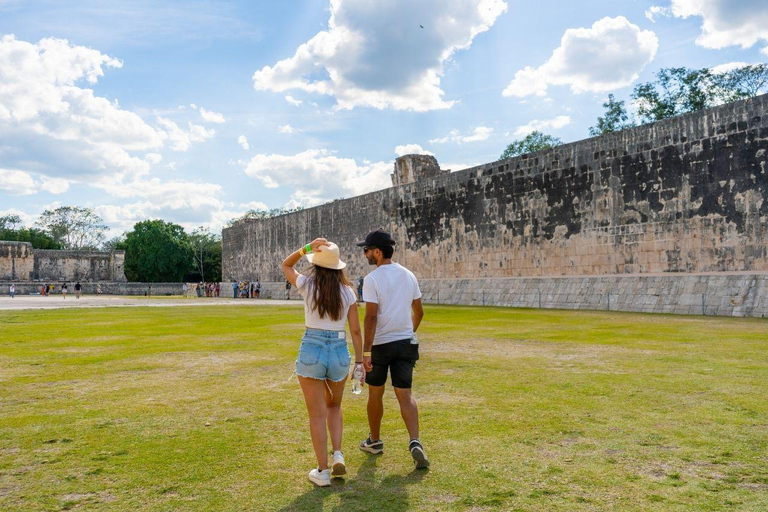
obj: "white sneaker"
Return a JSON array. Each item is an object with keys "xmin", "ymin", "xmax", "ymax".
[
  {"xmin": 331, "ymin": 451, "xmax": 346, "ymax": 476},
  {"xmin": 308, "ymin": 468, "xmax": 331, "ymax": 487}
]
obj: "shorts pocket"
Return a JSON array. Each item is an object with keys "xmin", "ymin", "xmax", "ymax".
[
  {"xmin": 334, "ymin": 343, "xmax": 351, "ymax": 369},
  {"xmin": 298, "ymin": 342, "xmax": 321, "ymax": 366}
]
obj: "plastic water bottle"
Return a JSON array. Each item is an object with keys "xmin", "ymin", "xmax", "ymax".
[{"xmin": 351, "ymin": 364, "xmax": 364, "ymax": 395}]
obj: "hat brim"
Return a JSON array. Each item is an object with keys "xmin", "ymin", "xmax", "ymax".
[
  {"xmin": 355, "ymin": 240, "xmax": 367, "ymax": 246},
  {"xmin": 305, "ymin": 253, "xmax": 347, "ymax": 270}
]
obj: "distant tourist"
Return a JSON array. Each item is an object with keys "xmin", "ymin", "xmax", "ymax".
[
  {"xmin": 96, "ymin": 283, "xmax": 102, "ymax": 295},
  {"xmin": 61, "ymin": 283, "xmax": 68, "ymax": 299},
  {"xmin": 281, "ymin": 238, "xmax": 363, "ymax": 487},
  {"xmin": 285, "ymin": 280, "xmax": 291, "ymax": 300},
  {"xmin": 232, "ymin": 280, "xmax": 238, "ymax": 299},
  {"xmin": 215, "ymin": 282, "xmax": 220, "ymax": 297},
  {"xmin": 9, "ymin": 283, "xmax": 15, "ymax": 298},
  {"xmin": 357, "ymin": 276, "xmax": 364, "ymax": 303},
  {"xmin": 182, "ymin": 282, "xmax": 188, "ymax": 297},
  {"xmin": 41, "ymin": 284, "xmax": 46, "ymax": 296},
  {"xmin": 75, "ymin": 281, "xmax": 82, "ymax": 299},
  {"xmin": 255, "ymin": 279, "xmax": 261, "ymax": 298}
]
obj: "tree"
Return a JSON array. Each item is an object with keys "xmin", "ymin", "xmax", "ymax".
[
  {"xmin": 188, "ymin": 227, "xmax": 222, "ymax": 282},
  {"xmin": 0, "ymin": 215, "xmax": 61, "ymax": 249},
  {"xmin": 500, "ymin": 131, "xmax": 563, "ymax": 160},
  {"xmin": 715, "ymin": 64, "xmax": 768, "ymax": 101},
  {"xmin": 227, "ymin": 206, "xmax": 304, "ymax": 227},
  {"xmin": 632, "ymin": 64, "xmax": 768, "ymax": 124},
  {"xmin": 589, "ymin": 94, "xmax": 635, "ymax": 136},
  {"xmin": 0, "ymin": 214, "xmax": 22, "ymax": 231},
  {"xmin": 122, "ymin": 220, "xmax": 193, "ymax": 282},
  {"xmin": 35, "ymin": 206, "xmax": 107, "ymax": 250}
]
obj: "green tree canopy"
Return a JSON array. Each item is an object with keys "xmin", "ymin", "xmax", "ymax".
[
  {"xmin": 35, "ymin": 206, "xmax": 107, "ymax": 250},
  {"xmin": 500, "ymin": 131, "xmax": 563, "ymax": 160},
  {"xmin": 632, "ymin": 64, "xmax": 768, "ymax": 124},
  {"xmin": 0, "ymin": 214, "xmax": 62, "ymax": 249},
  {"xmin": 188, "ymin": 227, "xmax": 222, "ymax": 282},
  {"xmin": 123, "ymin": 220, "xmax": 193, "ymax": 282},
  {"xmin": 589, "ymin": 94, "xmax": 635, "ymax": 136}
]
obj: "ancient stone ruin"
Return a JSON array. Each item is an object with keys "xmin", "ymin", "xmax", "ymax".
[{"xmin": 223, "ymin": 94, "xmax": 768, "ymax": 316}]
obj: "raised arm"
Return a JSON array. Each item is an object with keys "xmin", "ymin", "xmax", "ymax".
[{"xmin": 280, "ymin": 238, "xmax": 329, "ymax": 286}]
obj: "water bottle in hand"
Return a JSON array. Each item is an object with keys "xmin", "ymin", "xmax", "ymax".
[{"xmin": 351, "ymin": 364, "xmax": 364, "ymax": 395}]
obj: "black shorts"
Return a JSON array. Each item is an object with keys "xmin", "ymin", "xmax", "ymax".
[{"xmin": 365, "ymin": 339, "xmax": 419, "ymax": 389}]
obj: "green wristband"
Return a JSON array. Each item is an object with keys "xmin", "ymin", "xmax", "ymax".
[{"xmin": 304, "ymin": 243, "xmax": 312, "ymax": 254}]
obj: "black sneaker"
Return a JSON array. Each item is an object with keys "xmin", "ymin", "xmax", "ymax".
[
  {"xmin": 359, "ymin": 435, "xmax": 384, "ymax": 454},
  {"xmin": 409, "ymin": 440, "xmax": 430, "ymax": 469}
]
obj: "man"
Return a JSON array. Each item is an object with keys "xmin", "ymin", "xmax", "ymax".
[
  {"xmin": 357, "ymin": 229, "xmax": 429, "ymax": 469},
  {"xmin": 74, "ymin": 281, "xmax": 82, "ymax": 299},
  {"xmin": 9, "ymin": 283, "xmax": 14, "ymax": 298}
]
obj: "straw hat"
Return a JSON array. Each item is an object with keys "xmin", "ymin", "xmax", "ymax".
[{"xmin": 306, "ymin": 242, "xmax": 346, "ymax": 270}]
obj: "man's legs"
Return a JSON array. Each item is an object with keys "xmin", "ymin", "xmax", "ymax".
[
  {"xmin": 366, "ymin": 384, "xmax": 386, "ymax": 440},
  {"xmin": 393, "ymin": 387, "xmax": 419, "ymax": 440}
]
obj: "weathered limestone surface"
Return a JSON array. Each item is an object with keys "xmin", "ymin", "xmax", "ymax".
[
  {"xmin": 0, "ymin": 242, "xmax": 34, "ymax": 280},
  {"xmin": 7, "ymin": 282, "xmax": 181, "ymax": 296},
  {"xmin": 223, "ymin": 95, "xmax": 768, "ymax": 317},
  {"xmin": 0, "ymin": 242, "xmax": 126, "ymax": 282}
]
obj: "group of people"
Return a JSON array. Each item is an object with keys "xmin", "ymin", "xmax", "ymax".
[
  {"xmin": 17, "ymin": 282, "xmax": 85, "ymax": 299},
  {"xmin": 232, "ymin": 280, "xmax": 261, "ymax": 299},
  {"xmin": 282, "ymin": 229, "xmax": 428, "ymax": 487}
]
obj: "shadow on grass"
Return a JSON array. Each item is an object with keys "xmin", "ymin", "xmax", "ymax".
[{"xmin": 277, "ymin": 454, "xmax": 427, "ymax": 512}]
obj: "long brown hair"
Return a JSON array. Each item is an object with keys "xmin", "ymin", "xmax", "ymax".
[{"xmin": 309, "ymin": 265, "xmax": 352, "ymax": 321}]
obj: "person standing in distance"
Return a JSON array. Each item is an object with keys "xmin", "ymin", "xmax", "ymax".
[{"xmin": 357, "ymin": 229, "xmax": 429, "ymax": 469}]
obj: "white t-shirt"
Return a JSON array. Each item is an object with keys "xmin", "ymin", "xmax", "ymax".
[
  {"xmin": 362, "ymin": 263, "xmax": 422, "ymax": 345},
  {"xmin": 296, "ymin": 274, "xmax": 356, "ymax": 331}
]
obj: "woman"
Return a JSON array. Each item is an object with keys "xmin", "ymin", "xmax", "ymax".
[{"xmin": 281, "ymin": 238, "xmax": 363, "ymax": 487}]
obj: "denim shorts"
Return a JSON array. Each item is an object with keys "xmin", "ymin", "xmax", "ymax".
[{"xmin": 295, "ymin": 328, "xmax": 351, "ymax": 382}]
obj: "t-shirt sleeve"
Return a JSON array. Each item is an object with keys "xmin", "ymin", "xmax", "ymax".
[
  {"xmin": 296, "ymin": 274, "xmax": 308, "ymax": 296},
  {"xmin": 362, "ymin": 275, "xmax": 378, "ymax": 303},
  {"xmin": 343, "ymin": 286, "xmax": 356, "ymax": 311}
]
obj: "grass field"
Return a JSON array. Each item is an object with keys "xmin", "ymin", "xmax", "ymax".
[{"xmin": 1, "ymin": 304, "xmax": 767, "ymax": 511}]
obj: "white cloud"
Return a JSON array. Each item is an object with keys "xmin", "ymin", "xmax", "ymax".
[
  {"xmin": 244, "ymin": 149, "xmax": 392, "ymax": 206},
  {"xmin": 237, "ymin": 135, "xmax": 250, "ymax": 150},
  {"xmin": 239, "ymin": 201, "xmax": 269, "ymax": 211},
  {"xmin": 156, "ymin": 117, "xmax": 215, "ymax": 151},
  {"xmin": 0, "ymin": 168, "xmax": 70, "ymax": 195},
  {"xmin": 710, "ymin": 61, "xmax": 751, "ymax": 74},
  {"xmin": 0, "ymin": 35, "xmax": 168, "ymax": 183},
  {"xmin": 645, "ymin": 6, "xmax": 672, "ymax": 22},
  {"xmin": 198, "ymin": 107, "xmax": 226, "ymax": 123},
  {"xmin": 0, "ymin": 169, "xmax": 38, "ymax": 195},
  {"xmin": 503, "ymin": 17, "xmax": 658, "ymax": 98},
  {"xmin": 430, "ymin": 126, "xmax": 493, "ymax": 144},
  {"xmin": 40, "ymin": 177, "xmax": 70, "ymax": 194},
  {"xmin": 285, "ymin": 95, "xmax": 303, "ymax": 106},
  {"xmin": 654, "ymin": 0, "xmax": 768, "ymax": 52},
  {"xmin": 394, "ymin": 144, "xmax": 433, "ymax": 156},
  {"xmin": 253, "ymin": 0, "xmax": 508, "ymax": 111},
  {"xmin": 278, "ymin": 124, "xmax": 301, "ymax": 134},
  {"xmin": 514, "ymin": 115, "xmax": 571, "ymax": 137}
]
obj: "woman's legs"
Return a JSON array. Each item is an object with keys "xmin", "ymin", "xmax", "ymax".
[
  {"xmin": 298, "ymin": 376, "xmax": 330, "ymax": 470},
  {"xmin": 325, "ymin": 377, "xmax": 347, "ymax": 452}
]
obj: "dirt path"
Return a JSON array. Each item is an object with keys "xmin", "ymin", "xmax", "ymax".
[{"xmin": 0, "ymin": 295, "xmax": 298, "ymax": 311}]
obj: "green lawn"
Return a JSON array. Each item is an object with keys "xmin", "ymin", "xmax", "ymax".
[{"xmin": 1, "ymin": 305, "xmax": 767, "ymax": 511}]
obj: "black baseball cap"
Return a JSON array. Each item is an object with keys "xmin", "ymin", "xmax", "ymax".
[{"xmin": 356, "ymin": 229, "xmax": 396, "ymax": 248}]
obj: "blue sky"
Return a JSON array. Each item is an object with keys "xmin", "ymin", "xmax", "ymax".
[{"xmin": 1, "ymin": 0, "xmax": 767, "ymax": 237}]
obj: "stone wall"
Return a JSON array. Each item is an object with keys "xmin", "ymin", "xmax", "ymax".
[
  {"xmin": 0, "ymin": 242, "xmax": 34, "ymax": 281},
  {"xmin": 222, "ymin": 94, "xmax": 768, "ymax": 317},
  {"xmin": 6, "ymin": 282, "xmax": 182, "ymax": 296},
  {"xmin": 0, "ymin": 242, "xmax": 126, "ymax": 282}
]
